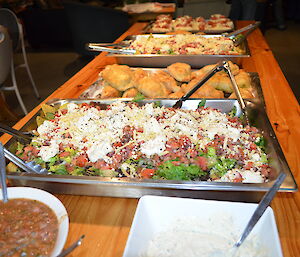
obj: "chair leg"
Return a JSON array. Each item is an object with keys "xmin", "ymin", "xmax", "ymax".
[
  {"xmin": 20, "ymin": 26, "xmax": 40, "ymax": 99},
  {"xmin": 11, "ymin": 59, "xmax": 28, "ymax": 115}
]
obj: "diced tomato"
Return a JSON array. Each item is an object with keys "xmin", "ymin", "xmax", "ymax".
[
  {"xmin": 66, "ymin": 164, "xmax": 74, "ymax": 172},
  {"xmin": 245, "ymin": 161, "xmax": 254, "ymax": 170},
  {"xmin": 75, "ymin": 154, "xmax": 88, "ymax": 167},
  {"xmin": 195, "ymin": 156, "xmax": 208, "ymax": 171},
  {"xmin": 61, "ymin": 109, "xmax": 68, "ymax": 115},
  {"xmin": 233, "ymin": 172, "xmax": 243, "ymax": 183},
  {"xmin": 59, "ymin": 151, "xmax": 70, "ymax": 158},
  {"xmin": 140, "ymin": 168, "xmax": 155, "ymax": 179}
]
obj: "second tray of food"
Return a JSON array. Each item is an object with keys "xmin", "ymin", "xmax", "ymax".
[{"xmin": 80, "ymin": 62, "xmax": 264, "ymax": 103}]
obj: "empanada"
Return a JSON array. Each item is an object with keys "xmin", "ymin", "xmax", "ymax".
[
  {"xmin": 101, "ymin": 64, "xmax": 133, "ymax": 91},
  {"xmin": 167, "ymin": 63, "xmax": 192, "ymax": 82},
  {"xmin": 168, "ymin": 90, "xmax": 185, "ymax": 98},
  {"xmin": 155, "ymin": 70, "xmax": 181, "ymax": 92},
  {"xmin": 136, "ymin": 76, "xmax": 169, "ymax": 98},
  {"xmin": 122, "ymin": 87, "xmax": 139, "ymax": 98},
  {"xmin": 229, "ymin": 88, "xmax": 254, "ymax": 99},
  {"xmin": 101, "ymin": 85, "xmax": 121, "ymax": 98},
  {"xmin": 235, "ymin": 70, "xmax": 251, "ymax": 88}
]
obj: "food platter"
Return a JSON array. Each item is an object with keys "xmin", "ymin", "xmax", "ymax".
[
  {"xmin": 5, "ymin": 99, "xmax": 296, "ymax": 202},
  {"xmin": 105, "ymin": 35, "xmax": 250, "ymax": 68},
  {"xmin": 142, "ymin": 14, "xmax": 235, "ymax": 34},
  {"xmin": 79, "ymin": 67, "xmax": 265, "ymax": 105}
]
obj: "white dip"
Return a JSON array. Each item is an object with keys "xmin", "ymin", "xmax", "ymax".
[{"xmin": 141, "ymin": 215, "xmax": 269, "ymax": 257}]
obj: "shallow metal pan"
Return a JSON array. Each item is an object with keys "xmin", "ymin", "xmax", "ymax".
[
  {"xmin": 142, "ymin": 20, "xmax": 235, "ymax": 34},
  {"xmin": 79, "ymin": 68, "xmax": 265, "ymax": 105},
  {"xmin": 105, "ymin": 35, "xmax": 250, "ymax": 68},
  {"xmin": 5, "ymin": 99, "xmax": 297, "ymax": 202}
]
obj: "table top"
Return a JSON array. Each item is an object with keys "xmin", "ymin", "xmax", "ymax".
[{"xmin": 1, "ymin": 21, "xmax": 300, "ymax": 257}]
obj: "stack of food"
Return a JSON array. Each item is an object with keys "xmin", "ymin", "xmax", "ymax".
[
  {"xmin": 80, "ymin": 62, "xmax": 254, "ymax": 99},
  {"xmin": 149, "ymin": 14, "xmax": 234, "ymax": 33}
]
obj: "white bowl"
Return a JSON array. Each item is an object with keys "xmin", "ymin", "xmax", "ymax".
[
  {"xmin": 123, "ymin": 195, "xmax": 283, "ymax": 257},
  {"xmin": 0, "ymin": 187, "xmax": 69, "ymax": 257}
]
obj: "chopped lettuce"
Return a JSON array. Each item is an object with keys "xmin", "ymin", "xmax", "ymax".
[{"xmin": 153, "ymin": 160, "xmax": 206, "ymax": 181}]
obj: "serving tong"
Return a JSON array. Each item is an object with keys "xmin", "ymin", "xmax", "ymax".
[
  {"xmin": 0, "ymin": 123, "xmax": 49, "ymax": 174},
  {"xmin": 225, "ymin": 21, "xmax": 261, "ymax": 47},
  {"xmin": 87, "ymin": 42, "xmax": 136, "ymax": 55},
  {"xmin": 173, "ymin": 60, "xmax": 250, "ymax": 125}
]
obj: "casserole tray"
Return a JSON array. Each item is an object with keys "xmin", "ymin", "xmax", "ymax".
[{"xmin": 5, "ymin": 99, "xmax": 297, "ymax": 202}]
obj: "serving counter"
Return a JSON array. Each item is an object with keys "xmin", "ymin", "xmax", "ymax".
[{"xmin": 1, "ymin": 21, "xmax": 300, "ymax": 257}]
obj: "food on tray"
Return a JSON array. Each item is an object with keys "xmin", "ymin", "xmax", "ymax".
[
  {"xmin": 149, "ymin": 14, "xmax": 234, "ymax": 33},
  {"xmin": 167, "ymin": 62, "xmax": 192, "ymax": 82},
  {"xmin": 129, "ymin": 34, "xmax": 243, "ymax": 55},
  {"xmin": 14, "ymin": 101, "xmax": 272, "ymax": 183},
  {"xmin": 101, "ymin": 64, "xmax": 133, "ymax": 91},
  {"xmin": 0, "ymin": 198, "xmax": 58, "ymax": 256},
  {"xmin": 80, "ymin": 62, "xmax": 255, "ymax": 99}
]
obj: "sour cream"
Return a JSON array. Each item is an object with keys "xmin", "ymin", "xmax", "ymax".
[{"xmin": 142, "ymin": 215, "xmax": 269, "ymax": 257}]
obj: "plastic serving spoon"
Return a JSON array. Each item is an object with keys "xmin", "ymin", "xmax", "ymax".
[{"xmin": 0, "ymin": 142, "xmax": 8, "ymax": 203}]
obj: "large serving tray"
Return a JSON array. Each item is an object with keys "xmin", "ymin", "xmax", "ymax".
[
  {"xmin": 79, "ymin": 68, "xmax": 265, "ymax": 105},
  {"xmin": 106, "ymin": 34, "xmax": 250, "ymax": 68},
  {"xmin": 5, "ymin": 99, "xmax": 297, "ymax": 202},
  {"xmin": 142, "ymin": 20, "xmax": 235, "ymax": 34}
]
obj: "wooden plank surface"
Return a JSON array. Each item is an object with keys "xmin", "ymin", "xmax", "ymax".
[{"xmin": 1, "ymin": 21, "xmax": 300, "ymax": 257}]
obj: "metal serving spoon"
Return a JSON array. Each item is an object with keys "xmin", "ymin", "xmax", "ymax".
[
  {"xmin": 234, "ymin": 172, "xmax": 286, "ymax": 249},
  {"xmin": 0, "ymin": 142, "xmax": 8, "ymax": 202},
  {"xmin": 56, "ymin": 235, "xmax": 85, "ymax": 257}
]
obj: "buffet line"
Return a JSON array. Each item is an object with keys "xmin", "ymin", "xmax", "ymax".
[{"xmin": 1, "ymin": 18, "xmax": 299, "ymax": 257}]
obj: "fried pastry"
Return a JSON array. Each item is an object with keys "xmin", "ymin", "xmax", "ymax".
[
  {"xmin": 155, "ymin": 70, "xmax": 181, "ymax": 92},
  {"xmin": 101, "ymin": 85, "xmax": 121, "ymax": 99},
  {"xmin": 181, "ymin": 79, "xmax": 224, "ymax": 98},
  {"xmin": 168, "ymin": 89, "xmax": 185, "ymax": 98},
  {"xmin": 136, "ymin": 76, "xmax": 170, "ymax": 98},
  {"xmin": 229, "ymin": 88, "xmax": 254, "ymax": 99},
  {"xmin": 167, "ymin": 63, "xmax": 192, "ymax": 82},
  {"xmin": 101, "ymin": 64, "xmax": 133, "ymax": 91},
  {"xmin": 130, "ymin": 68, "xmax": 148, "ymax": 87},
  {"xmin": 235, "ymin": 70, "xmax": 251, "ymax": 88},
  {"xmin": 122, "ymin": 87, "xmax": 139, "ymax": 98}
]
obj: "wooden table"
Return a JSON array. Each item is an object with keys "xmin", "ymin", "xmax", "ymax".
[{"xmin": 1, "ymin": 21, "xmax": 300, "ymax": 256}]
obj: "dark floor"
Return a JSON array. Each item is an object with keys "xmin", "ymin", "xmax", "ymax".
[{"xmin": 1, "ymin": 20, "xmax": 300, "ymax": 123}]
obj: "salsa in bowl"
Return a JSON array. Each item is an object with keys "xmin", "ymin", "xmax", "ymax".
[{"xmin": 0, "ymin": 187, "xmax": 69, "ymax": 257}]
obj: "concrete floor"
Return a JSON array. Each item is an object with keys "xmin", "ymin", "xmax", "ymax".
[{"xmin": 1, "ymin": 20, "xmax": 299, "ymax": 122}]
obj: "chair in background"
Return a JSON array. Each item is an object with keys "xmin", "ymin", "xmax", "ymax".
[
  {"xmin": 63, "ymin": 1, "xmax": 131, "ymax": 56},
  {"xmin": 0, "ymin": 8, "xmax": 40, "ymax": 100},
  {"xmin": 0, "ymin": 25, "xmax": 28, "ymax": 115}
]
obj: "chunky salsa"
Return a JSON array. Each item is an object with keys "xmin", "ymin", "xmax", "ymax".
[
  {"xmin": 15, "ymin": 101, "xmax": 271, "ymax": 183},
  {"xmin": 0, "ymin": 198, "xmax": 58, "ymax": 257}
]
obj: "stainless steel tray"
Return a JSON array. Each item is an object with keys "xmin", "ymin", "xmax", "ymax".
[
  {"xmin": 142, "ymin": 20, "xmax": 235, "ymax": 34},
  {"xmin": 5, "ymin": 99, "xmax": 297, "ymax": 202},
  {"xmin": 106, "ymin": 35, "xmax": 250, "ymax": 68},
  {"xmin": 79, "ymin": 68, "xmax": 265, "ymax": 105}
]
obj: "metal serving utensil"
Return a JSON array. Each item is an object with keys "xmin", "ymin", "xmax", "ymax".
[
  {"xmin": 3, "ymin": 147, "xmax": 49, "ymax": 175},
  {"xmin": 56, "ymin": 235, "xmax": 85, "ymax": 257},
  {"xmin": 0, "ymin": 122, "xmax": 33, "ymax": 143},
  {"xmin": 234, "ymin": 172, "xmax": 286, "ymax": 249},
  {"xmin": 225, "ymin": 22, "xmax": 261, "ymax": 47},
  {"xmin": 86, "ymin": 43, "xmax": 136, "ymax": 55},
  {"xmin": 172, "ymin": 61, "xmax": 225, "ymax": 109},
  {"xmin": 0, "ymin": 143, "xmax": 8, "ymax": 203},
  {"xmin": 222, "ymin": 61, "xmax": 250, "ymax": 125}
]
